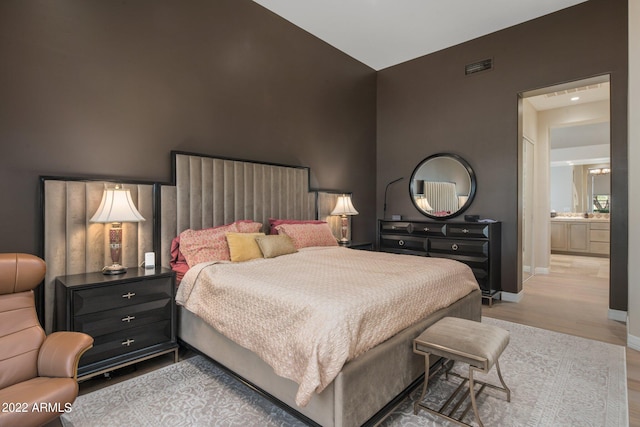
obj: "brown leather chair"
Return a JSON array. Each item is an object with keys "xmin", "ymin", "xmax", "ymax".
[{"xmin": 0, "ymin": 253, "xmax": 93, "ymax": 427}]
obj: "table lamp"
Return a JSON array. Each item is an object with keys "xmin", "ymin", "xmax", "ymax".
[
  {"xmin": 331, "ymin": 194, "xmax": 359, "ymax": 245},
  {"xmin": 90, "ymin": 185, "xmax": 145, "ymax": 275}
]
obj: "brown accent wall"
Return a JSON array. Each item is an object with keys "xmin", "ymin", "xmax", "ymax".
[
  {"xmin": 376, "ymin": 0, "xmax": 628, "ymax": 310},
  {"xmin": 0, "ymin": 0, "xmax": 377, "ymax": 254}
]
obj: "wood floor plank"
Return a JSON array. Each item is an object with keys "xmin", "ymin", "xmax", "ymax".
[{"xmin": 484, "ymin": 254, "xmax": 638, "ymax": 426}]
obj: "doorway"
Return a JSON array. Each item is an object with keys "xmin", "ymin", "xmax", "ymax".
[{"xmin": 519, "ymin": 75, "xmax": 611, "ymax": 307}]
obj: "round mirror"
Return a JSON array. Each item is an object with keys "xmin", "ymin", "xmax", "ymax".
[{"xmin": 409, "ymin": 153, "xmax": 476, "ymax": 220}]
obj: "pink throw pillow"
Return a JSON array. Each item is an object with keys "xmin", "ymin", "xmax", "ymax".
[
  {"xmin": 234, "ymin": 220, "xmax": 263, "ymax": 233},
  {"xmin": 268, "ymin": 218, "xmax": 327, "ymax": 235},
  {"xmin": 179, "ymin": 223, "xmax": 239, "ymax": 267},
  {"xmin": 274, "ymin": 223, "xmax": 338, "ymax": 249}
]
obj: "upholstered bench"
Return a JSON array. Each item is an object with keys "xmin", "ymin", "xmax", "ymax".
[{"xmin": 413, "ymin": 317, "xmax": 511, "ymax": 427}]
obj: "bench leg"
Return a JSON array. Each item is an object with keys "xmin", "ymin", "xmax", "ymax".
[
  {"xmin": 495, "ymin": 359, "xmax": 511, "ymax": 402},
  {"xmin": 468, "ymin": 367, "xmax": 484, "ymax": 427},
  {"xmin": 414, "ymin": 352, "xmax": 431, "ymax": 415}
]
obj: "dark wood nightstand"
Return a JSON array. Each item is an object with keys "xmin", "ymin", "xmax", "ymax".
[
  {"xmin": 55, "ymin": 267, "xmax": 178, "ymax": 381},
  {"xmin": 342, "ymin": 241, "xmax": 374, "ymax": 250}
]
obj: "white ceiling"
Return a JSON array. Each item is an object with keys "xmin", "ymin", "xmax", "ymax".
[
  {"xmin": 252, "ymin": 0, "xmax": 588, "ymax": 70},
  {"xmin": 527, "ymin": 81, "xmax": 610, "ymax": 111}
]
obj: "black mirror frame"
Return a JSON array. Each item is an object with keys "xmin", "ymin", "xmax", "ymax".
[{"xmin": 409, "ymin": 153, "xmax": 477, "ymax": 220}]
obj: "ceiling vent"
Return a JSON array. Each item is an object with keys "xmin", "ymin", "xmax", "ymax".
[{"xmin": 465, "ymin": 58, "xmax": 493, "ymax": 76}]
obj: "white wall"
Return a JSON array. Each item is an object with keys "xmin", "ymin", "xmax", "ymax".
[
  {"xmin": 628, "ymin": 0, "xmax": 640, "ymax": 349},
  {"xmin": 550, "ymin": 165, "xmax": 574, "ymax": 212}
]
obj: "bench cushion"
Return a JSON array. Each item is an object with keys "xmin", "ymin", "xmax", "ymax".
[{"xmin": 414, "ymin": 317, "xmax": 509, "ymax": 372}]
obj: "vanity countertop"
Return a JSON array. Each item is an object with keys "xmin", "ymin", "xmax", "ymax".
[{"xmin": 551, "ymin": 217, "xmax": 610, "ymax": 222}]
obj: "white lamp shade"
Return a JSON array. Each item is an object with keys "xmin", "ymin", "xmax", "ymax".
[
  {"xmin": 331, "ymin": 195, "xmax": 359, "ymax": 216},
  {"xmin": 90, "ymin": 187, "xmax": 146, "ymax": 223}
]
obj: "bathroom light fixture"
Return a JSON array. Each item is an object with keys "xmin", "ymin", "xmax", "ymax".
[{"xmin": 571, "ymin": 96, "xmax": 580, "ymax": 101}]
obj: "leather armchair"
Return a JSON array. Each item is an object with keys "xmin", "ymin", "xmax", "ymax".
[{"xmin": 0, "ymin": 253, "xmax": 93, "ymax": 427}]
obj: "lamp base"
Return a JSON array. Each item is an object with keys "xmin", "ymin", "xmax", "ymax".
[
  {"xmin": 338, "ymin": 238, "xmax": 350, "ymax": 246},
  {"xmin": 102, "ymin": 264, "xmax": 127, "ymax": 275}
]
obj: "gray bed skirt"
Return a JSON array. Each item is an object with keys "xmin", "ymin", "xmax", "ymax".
[{"xmin": 178, "ymin": 288, "xmax": 482, "ymax": 427}]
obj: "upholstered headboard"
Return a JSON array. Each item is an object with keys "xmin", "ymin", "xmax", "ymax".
[
  {"xmin": 159, "ymin": 152, "xmax": 344, "ymax": 268},
  {"xmin": 423, "ymin": 181, "xmax": 459, "ymax": 214},
  {"xmin": 41, "ymin": 178, "xmax": 156, "ymax": 333}
]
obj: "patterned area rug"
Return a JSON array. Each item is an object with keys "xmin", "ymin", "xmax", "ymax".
[{"xmin": 62, "ymin": 318, "xmax": 627, "ymax": 426}]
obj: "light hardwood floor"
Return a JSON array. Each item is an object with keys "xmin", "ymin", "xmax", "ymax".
[{"xmin": 483, "ymin": 254, "xmax": 639, "ymax": 426}]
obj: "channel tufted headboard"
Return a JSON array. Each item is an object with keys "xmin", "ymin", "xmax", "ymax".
[
  {"xmin": 41, "ymin": 178, "xmax": 155, "ymax": 333},
  {"xmin": 159, "ymin": 152, "xmax": 344, "ymax": 268}
]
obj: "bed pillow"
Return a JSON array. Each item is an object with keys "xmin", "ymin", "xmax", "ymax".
[
  {"xmin": 226, "ymin": 232, "xmax": 265, "ymax": 262},
  {"xmin": 170, "ymin": 235, "xmax": 187, "ymax": 268},
  {"xmin": 234, "ymin": 220, "xmax": 263, "ymax": 233},
  {"xmin": 255, "ymin": 234, "xmax": 298, "ymax": 258},
  {"xmin": 179, "ymin": 223, "xmax": 239, "ymax": 267},
  {"xmin": 268, "ymin": 218, "xmax": 327, "ymax": 234},
  {"xmin": 274, "ymin": 223, "xmax": 338, "ymax": 249},
  {"xmin": 169, "ymin": 235, "xmax": 190, "ymax": 283}
]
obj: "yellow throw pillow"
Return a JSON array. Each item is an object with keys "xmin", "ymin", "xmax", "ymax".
[{"xmin": 226, "ymin": 232, "xmax": 265, "ymax": 262}]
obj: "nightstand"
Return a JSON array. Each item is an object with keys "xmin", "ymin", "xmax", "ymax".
[
  {"xmin": 55, "ymin": 267, "xmax": 178, "ymax": 381},
  {"xmin": 343, "ymin": 241, "xmax": 374, "ymax": 250}
]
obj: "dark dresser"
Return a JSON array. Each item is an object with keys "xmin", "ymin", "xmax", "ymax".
[
  {"xmin": 55, "ymin": 267, "xmax": 178, "ymax": 380},
  {"xmin": 378, "ymin": 220, "xmax": 501, "ymax": 304}
]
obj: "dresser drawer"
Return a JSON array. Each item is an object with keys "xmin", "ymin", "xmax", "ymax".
[
  {"xmin": 79, "ymin": 320, "xmax": 172, "ymax": 367},
  {"xmin": 446, "ymin": 224, "xmax": 489, "ymax": 238},
  {"xmin": 380, "ymin": 222, "xmax": 412, "ymax": 234},
  {"xmin": 73, "ymin": 278, "xmax": 172, "ymax": 316},
  {"xmin": 409, "ymin": 222, "xmax": 446, "ymax": 237},
  {"xmin": 427, "ymin": 238, "xmax": 488, "ymax": 257},
  {"xmin": 429, "ymin": 251, "xmax": 488, "ymax": 271},
  {"xmin": 74, "ymin": 298, "xmax": 172, "ymax": 337},
  {"xmin": 379, "ymin": 234, "xmax": 426, "ymax": 253},
  {"xmin": 380, "ymin": 221, "xmax": 446, "ymax": 237}
]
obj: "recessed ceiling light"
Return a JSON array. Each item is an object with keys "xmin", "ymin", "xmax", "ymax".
[{"xmin": 571, "ymin": 96, "xmax": 580, "ymax": 101}]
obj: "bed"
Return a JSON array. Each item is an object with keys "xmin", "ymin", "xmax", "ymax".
[
  {"xmin": 160, "ymin": 152, "xmax": 482, "ymax": 427},
  {"xmin": 40, "ymin": 152, "xmax": 481, "ymax": 426}
]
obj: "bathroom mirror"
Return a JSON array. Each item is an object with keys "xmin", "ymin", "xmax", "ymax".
[{"xmin": 409, "ymin": 153, "xmax": 476, "ymax": 220}]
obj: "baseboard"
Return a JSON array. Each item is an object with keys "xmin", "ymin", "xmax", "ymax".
[
  {"xmin": 534, "ymin": 267, "xmax": 550, "ymax": 275},
  {"xmin": 523, "ymin": 265, "xmax": 531, "ymax": 273},
  {"xmin": 629, "ymin": 333, "xmax": 640, "ymax": 351},
  {"xmin": 500, "ymin": 291, "xmax": 524, "ymax": 303},
  {"xmin": 608, "ymin": 309, "xmax": 627, "ymax": 323}
]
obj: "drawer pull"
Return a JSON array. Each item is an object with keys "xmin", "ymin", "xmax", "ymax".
[
  {"xmin": 398, "ymin": 240, "xmax": 405, "ymax": 246},
  {"xmin": 121, "ymin": 315, "xmax": 136, "ymax": 323},
  {"xmin": 462, "ymin": 229, "xmax": 470, "ymax": 234},
  {"xmin": 122, "ymin": 292, "xmax": 136, "ymax": 299},
  {"xmin": 391, "ymin": 226, "xmax": 397, "ymax": 229},
  {"xmin": 122, "ymin": 339, "xmax": 135, "ymax": 347},
  {"xmin": 451, "ymin": 244, "xmax": 459, "ymax": 251},
  {"xmin": 423, "ymin": 227, "xmax": 429, "ymax": 232}
]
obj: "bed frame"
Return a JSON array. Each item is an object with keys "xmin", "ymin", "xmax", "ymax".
[
  {"xmin": 160, "ymin": 152, "xmax": 482, "ymax": 427},
  {"xmin": 41, "ymin": 151, "xmax": 481, "ymax": 426}
]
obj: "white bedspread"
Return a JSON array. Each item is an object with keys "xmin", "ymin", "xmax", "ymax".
[{"xmin": 176, "ymin": 246, "xmax": 479, "ymax": 406}]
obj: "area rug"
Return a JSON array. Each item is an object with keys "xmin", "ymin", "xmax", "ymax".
[{"xmin": 61, "ymin": 318, "xmax": 628, "ymax": 426}]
